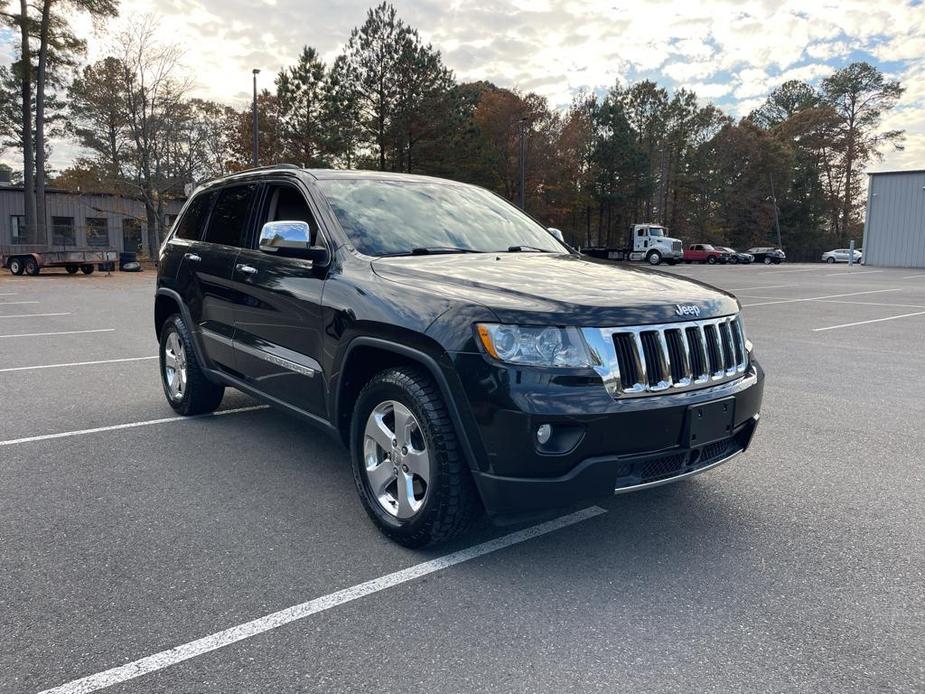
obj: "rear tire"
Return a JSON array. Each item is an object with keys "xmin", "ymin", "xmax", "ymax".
[
  {"xmin": 763, "ymin": 257, "xmax": 772, "ymax": 265},
  {"xmin": 66, "ymin": 265, "xmax": 78, "ymax": 274},
  {"xmin": 729, "ymin": 257, "xmax": 738, "ymax": 264},
  {"xmin": 80, "ymin": 264, "xmax": 95, "ymax": 275},
  {"xmin": 9, "ymin": 257, "xmax": 24, "ymax": 275},
  {"xmin": 24, "ymin": 257, "xmax": 39, "ymax": 275},
  {"xmin": 159, "ymin": 313, "xmax": 225, "ymax": 416},
  {"xmin": 351, "ymin": 366, "xmax": 480, "ymax": 547}
]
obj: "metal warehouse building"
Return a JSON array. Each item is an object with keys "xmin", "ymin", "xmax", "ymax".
[
  {"xmin": 0, "ymin": 181, "xmax": 184, "ymax": 254},
  {"xmin": 862, "ymin": 169, "xmax": 925, "ymax": 268}
]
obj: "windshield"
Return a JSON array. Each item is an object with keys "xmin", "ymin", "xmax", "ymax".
[
  {"xmin": 648, "ymin": 227, "xmax": 665, "ymax": 237},
  {"xmin": 317, "ymin": 178, "xmax": 565, "ymax": 256}
]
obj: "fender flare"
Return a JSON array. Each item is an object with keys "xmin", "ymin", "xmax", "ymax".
[
  {"xmin": 336, "ymin": 336, "xmax": 484, "ymax": 472},
  {"xmin": 154, "ymin": 287, "xmax": 212, "ymax": 374}
]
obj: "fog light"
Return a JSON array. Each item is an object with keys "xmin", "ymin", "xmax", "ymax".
[{"xmin": 536, "ymin": 424, "xmax": 552, "ymax": 445}]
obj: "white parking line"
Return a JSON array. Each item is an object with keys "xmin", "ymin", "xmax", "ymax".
[
  {"xmin": 902, "ymin": 273, "xmax": 925, "ymax": 280},
  {"xmin": 0, "ymin": 292, "xmax": 17, "ymax": 296},
  {"xmin": 742, "ymin": 288, "xmax": 902, "ymax": 308},
  {"xmin": 816, "ymin": 299, "xmax": 925, "ymax": 309},
  {"xmin": 0, "ymin": 328, "xmax": 115, "ymax": 339},
  {"xmin": 0, "ymin": 312, "xmax": 70, "ymax": 319},
  {"xmin": 0, "ymin": 356, "xmax": 157, "ymax": 373},
  {"xmin": 0, "ymin": 405, "xmax": 269, "ymax": 447},
  {"xmin": 36, "ymin": 505, "xmax": 606, "ymax": 694},
  {"xmin": 721, "ymin": 284, "xmax": 792, "ymax": 293},
  {"xmin": 813, "ymin": 311, "xmax": 925, "ymax": 332},
  {"xmin": 0, "ymin": 300, "xmax": 39, "ymax": 305},
  {"xmin": 824, "ymin": 270, "xmax": 883, "ymax": 277}
]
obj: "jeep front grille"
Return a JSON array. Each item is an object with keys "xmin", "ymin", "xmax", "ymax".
[{"xmin": 581, "ymin": 315, "xmax": 748, "ymax": 398}]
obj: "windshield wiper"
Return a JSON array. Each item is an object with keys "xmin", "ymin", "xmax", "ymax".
[
  {"xmin": 507, "ymin": 245, "xmax": 551, "ymax": 253},
  {"xmin": 381, "ymin": 246, "xmax": 483, "ymax": 257}
]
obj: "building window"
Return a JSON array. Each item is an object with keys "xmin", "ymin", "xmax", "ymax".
[
  {"xmin": 52, "ymin": 216, "xmax": 76, "ymax": 246},
  {"xmin": 123, "ymin": 217, "xmax": 144, "ymax": 253},
  {"xmin": 86, "ymin": 217, "xmax": 109, "ymax": 247},
  {"xmin": 10, "ymin": 215, "xmax": 29, "ymax": 244}
]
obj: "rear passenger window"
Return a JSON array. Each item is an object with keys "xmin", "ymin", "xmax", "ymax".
[
  {"xmin": 204, "ymin": 185, "xmax": 257, "ymax": 247},
  {"xmin": 174, "ymin": 192, "xmax": 213, "ymax": 240}
]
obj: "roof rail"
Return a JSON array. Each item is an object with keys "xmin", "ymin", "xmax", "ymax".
[{"xmin": 243, "ymin": 163, "xmax": 302, "ymax": 172}]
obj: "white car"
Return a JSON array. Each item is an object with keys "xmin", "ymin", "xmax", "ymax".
[{"xmin": 822, "ymin": 248, "xmax": 863, "ymax": 264}]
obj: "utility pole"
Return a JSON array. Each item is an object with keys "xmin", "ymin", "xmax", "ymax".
[
  {"xmin": 252, "ymin": 68, "xmax": 260, "ymax": 168},
  {"xmin": 518, "ymin": 118, "xmax": 528, "ymax": 210},
  {"xmin": 769, "ymin": 175, "xmax": 783, "ymax": 249}
]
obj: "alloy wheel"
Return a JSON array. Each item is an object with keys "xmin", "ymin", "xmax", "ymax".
[
  {"xmin": 363, "ymin": 400, "xmax": 430, "ymax": 519},
  {"xmin": 163, "ymin": 331, "xmax": 188, "ymax": 401}
]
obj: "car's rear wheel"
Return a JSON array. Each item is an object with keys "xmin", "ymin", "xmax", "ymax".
[
  {"xmin": 80, "ymin": 264, "xmax": 95, "ymax": 274},
  {"xmin": 24, "ymin": 257, "xmax": 39, "ymax": 275},
  {"xmin": 352, "ymin": 366, "xmax": 480, "ymax": 547},
  {"xmin": 729, "ymin": 256, "xmax": 738, "ymax": 264},
  {"xmin": 9, "ymin": 257, "xmax": 24, "ymax": 275},
  {"xmin": 159, "ymin": 314, "xmax": 225, "ymax": 415},
  {"xmin": 66, "ymin": 264, "xmax": 78, "ymax": 274},
  {"xmin": 763, "ymin": 257, "xmax": 772, "ymax": 265}
]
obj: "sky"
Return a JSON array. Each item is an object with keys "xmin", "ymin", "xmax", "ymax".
[{"xmin": 2, "ymin": 0, "xmax": 924, "ymax": 172}]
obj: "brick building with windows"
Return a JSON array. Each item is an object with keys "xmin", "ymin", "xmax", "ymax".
[{"xmin": 0, "ymin": 179, "xmax": 185, "ymax": 254}]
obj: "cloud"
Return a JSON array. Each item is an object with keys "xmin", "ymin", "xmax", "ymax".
[{"xmin": 2, "ymin": 0, "xmax": 919, "ymax": 172}]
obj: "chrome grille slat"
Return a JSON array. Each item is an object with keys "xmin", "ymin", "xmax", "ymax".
[{"xmin": 582, "ymin": 315, "xmax": 749, "ymax": 399}]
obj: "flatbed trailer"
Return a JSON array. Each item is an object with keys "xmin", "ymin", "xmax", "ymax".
[{"xmin": 1, "ymin": 245, "xmax": 117, "ymax": 276}]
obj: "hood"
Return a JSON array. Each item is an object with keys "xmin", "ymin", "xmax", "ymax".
[{"xmin": 371, "ymin": 253, "xmax": 739, "ymax": 326}]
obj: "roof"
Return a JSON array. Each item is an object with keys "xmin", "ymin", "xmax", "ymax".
[
  {"xmin": 867, "ymin": 169, "xmax": 925, "ymax": 176},
  {"xmin": 198, "ymin": 165, "xmax": 466, "ymax": 190}
]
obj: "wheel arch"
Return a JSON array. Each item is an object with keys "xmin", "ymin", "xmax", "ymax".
[
  {"xmin": 334, "ymin": 337, "xmax": 484, "ymax": 472},
  {"xmin": 155, "ymin": 288, "xmax": 211, "ymax": 374}
]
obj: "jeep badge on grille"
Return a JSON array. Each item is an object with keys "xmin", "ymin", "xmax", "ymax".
[{"xmin": 675, "ymin": 304, "xmax": 701, "ymax": 317}]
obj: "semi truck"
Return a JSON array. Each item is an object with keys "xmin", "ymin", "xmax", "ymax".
[{"xmin": 581, "ymin": 224, "xmax": 684, "ymax": 266}]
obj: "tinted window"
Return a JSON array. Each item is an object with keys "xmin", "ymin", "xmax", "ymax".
[
  {"xmin": 317, "ymin": 179, "xmax": 564, "ymax": 256},
  {"xmin": 204, "ymin": 185, "xmax": 257, "ymax": 247},
  {"xmin": 174, "ymin": 192, "xmax": 213, "ymax": 240}
]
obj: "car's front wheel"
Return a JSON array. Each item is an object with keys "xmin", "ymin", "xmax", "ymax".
[
  {"xmin": 159, "ymin": 314, "xmax": 225, "ymax": 415},
  {"xmin": 646, "ymin": 250, "xmax": 662, "ymax": 265},
  {"xmin": 708, "ymin": 256, "xmax": 717, "ymax": 264},
  {"xmin": 826, "ymin": 257, "xmax": 836, "ymax": 264},
  {"xmin": 9, "ymin": 257, "xmax": 24, "ymax": 275},
  {"xmin": 764, "ymin": 257, "xmax": 772, "ymax": 265},
  {"xmin": 352, "ymin": 366, "xmax": 480, "ymax": 547}
]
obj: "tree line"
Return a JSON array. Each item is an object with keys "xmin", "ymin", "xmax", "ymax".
[{"xmin": 2, "ymin": 2, "xmax": 905, "ymax": 259}]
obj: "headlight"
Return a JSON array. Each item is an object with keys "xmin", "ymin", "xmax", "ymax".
[{"xmin": 476, "ymin": 323, "xmax": 593, "ymax": 368}]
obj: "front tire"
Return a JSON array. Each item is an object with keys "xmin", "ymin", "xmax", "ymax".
[
  {"xmin": 763, "ymin": 257, "xmax": 772, "ymax": 265},
  {"xmin": 9, "ymin": 257, "xmax": 24, "ymax": 275},
  {"xmin": 351, "ymin": 366, "xmax": 480, "ymax": 547},
  {"xmin": 66, "ymin": 264, "xmax": 78, "ymax": 274},
  {"xmin": 80, "ymin": 264, "xmax": 95, "ymax": 275},
  {"xmin": 24, "ymin": 257, "xmax": 39, "ymax": 275},
  {"xmin": 707, "ymin": 256, "xmax": 717, "ymax": 264},
  {"xmin": 159, "ymin": 314, "xmax": 225, "ymax": 415},
  {"xmin": 826, "ymin": 257, "xmax": 836, "ymax": 264},
  {"xmin": 729, "ymin": 257, "xmax": 738, "ymax": 264},
  {"xmin": 646, "ymin": 250, "xmax": 662, "ymax": 266}
]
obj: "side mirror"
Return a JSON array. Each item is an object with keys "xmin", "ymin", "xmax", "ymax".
[
  {"xmin": 547, "ymin": 227, "xmax": 565, "ymax": 242},
  {"xmin": 259, "ymin": 221, "xmax": 330, "ymax": 265}
]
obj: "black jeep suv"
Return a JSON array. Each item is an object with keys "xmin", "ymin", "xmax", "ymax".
[{"xmin": 155, "ymin": 166, "xmax": 764, "ymax": 547}]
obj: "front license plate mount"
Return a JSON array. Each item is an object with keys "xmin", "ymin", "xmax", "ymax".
[{"xmin": 687, "ymin": 398, "xmax": 735, "ymax": 447}]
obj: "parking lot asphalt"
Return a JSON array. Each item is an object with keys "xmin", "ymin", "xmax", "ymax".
[{"xmin": 1, "ymin": 264, "xmax": 923, "ymax": 693}]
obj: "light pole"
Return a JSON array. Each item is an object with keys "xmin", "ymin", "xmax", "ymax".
[
  {"xmin": 252, "ymin": 68, "xmax": 260, "ymax": 168},
  {"xmin": 517, "ymin": 117, "xmax": 528, "ymax": 210}
]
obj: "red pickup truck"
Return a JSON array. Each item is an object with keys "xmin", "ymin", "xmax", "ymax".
[{"xmin": 683, "ymin": 244, "xmax": 729, "ymax": 264}]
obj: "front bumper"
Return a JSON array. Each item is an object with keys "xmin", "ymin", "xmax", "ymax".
[{"xmin": 451, "ymin": 353, "xmax": 764, "ymax": 516}]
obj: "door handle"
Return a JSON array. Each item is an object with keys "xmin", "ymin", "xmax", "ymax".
[
  {"xmin": 184, "ymin": 253, "xmax": 202, "ymax": 263},
  {"xmin": 236, "ymin": 264, "xmax": 258, "ymax": 276}
]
